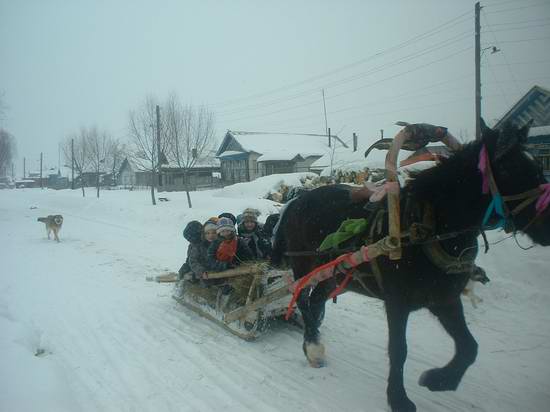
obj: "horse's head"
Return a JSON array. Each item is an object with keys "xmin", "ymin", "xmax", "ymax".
[{"xmin": 481, "ymin": 120, "xmax": 550, "ymax": 246}]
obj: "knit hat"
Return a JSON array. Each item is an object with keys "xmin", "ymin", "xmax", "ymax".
[
  {"xmin": 242, "ymin": 208, "xmax": 260, "ymax": 222},
  {"xmin": 218, "ymin": 212, "xmax": 237, "ymax": 226},
  {"xmin": 216, "ymin": 217, "xmax": 236, "ymax": 234},
  {"xmin": 183, "ymin": 221, "xmax": 203, "ymax": 243},
  {"xmin": 203, "ymin": 220, "xmax": 217, "ymax": 233}
]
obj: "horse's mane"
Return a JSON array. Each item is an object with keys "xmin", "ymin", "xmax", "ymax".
[{"xmin": 405, "ymin": 139, "xmax": 483, "ymax": 202}]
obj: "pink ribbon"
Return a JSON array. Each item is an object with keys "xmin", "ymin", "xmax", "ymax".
[
  {"xmin": 536, "ymin": 183, "xmax": 550, "ymax": 215},
  {"xmin": 478, "ymin": 145, "xmax": 490, "ymax": 195}
]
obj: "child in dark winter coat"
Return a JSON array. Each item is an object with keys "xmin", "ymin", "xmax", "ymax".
[
  {"xmin": 179, "ymin": 220, "xmax": 217, "ymax": 282},
  {"xmin": 237, "ymin": 208, "xmax": 272, "ymax": 259},
  {"xmin": 207, "ymin": 217, "xmax": 253, "ymax": 271}
]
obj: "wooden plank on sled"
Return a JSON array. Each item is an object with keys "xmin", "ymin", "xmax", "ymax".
[
  {"xmin": 146, "ymin": 272, "xmax": 179, "ymax": 283},
  {"xmin": 224, "ymin": 285, "xmax": 291, "ymax": 323},
  {"xmin": 204, "ymin": 263, "xmax": 264, "ymax": 280}
]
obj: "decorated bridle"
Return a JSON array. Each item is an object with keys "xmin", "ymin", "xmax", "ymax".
[{"xmin": 478, "ymin": 144, "xmax": 550, "ymax": 233}]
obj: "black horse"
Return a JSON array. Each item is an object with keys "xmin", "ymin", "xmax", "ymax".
[{"xmin": 271, "ymin": 122, "xmax": 550, "ymax": 412}]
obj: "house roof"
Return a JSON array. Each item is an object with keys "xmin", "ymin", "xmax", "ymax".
[
  {"xmin": 216, "ymin": 130, "xmax": 347, "ymax": 162},
  {"xmin": 257, "ymin": 152, "xmax": 304, "ymax": 162},
  {"xmin": 309, "ymin": 140, "xmax": 387, "ymax": 172},
  {"xmin": 495, "ymin": 85, "xmax": 550, "ymax": 129},
  {"xmin": 162, "ymin": 156, "xmax": 220, "ymax": 169}
]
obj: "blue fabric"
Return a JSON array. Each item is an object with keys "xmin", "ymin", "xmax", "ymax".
[{"xmin": 482, "ymin": 193, "xmax": 507, "ymax": 230}]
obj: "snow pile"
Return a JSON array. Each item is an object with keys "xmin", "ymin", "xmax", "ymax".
[
  {"xmin": 213, "ymin": 172, "xmax": 317, "ymax": 200},
  {"xmin": 1, "ymin": 188, "xmax": 550, "ymax": 411}
]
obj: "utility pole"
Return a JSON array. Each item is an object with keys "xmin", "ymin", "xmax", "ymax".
[
  {"xmin": 353, "ymin": 132, "xmax": 358, "ymax": 152},
  {"xmin": 380, "ymin": 129, "xmax": 384, "ymax": 139},
  {"xmin": 40, "ymin": 152, "xmax": 43, "ymax": 189},
  {"xmin": 328, "ymin": 127, "xmax": 332, "ymax": 148},
  {"xmin": 475, "ymin": 1, "xmax": 482, "ymax": 140},
  {"xmin": 23, "ymin": 157, "xmax": 26, "ymax": 179},
  {"xmin": 156, "ymin": 104, "xmax": 162, "ymax": 189},
  {"xmin": 322, "ymin": 89, "xmax": 328, "ymax": 138},
  {"xmin": 71, "ymin": 138, "xmax": 75, "ymax": 189}
]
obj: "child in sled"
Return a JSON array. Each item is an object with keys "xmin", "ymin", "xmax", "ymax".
[
  {"xmin": 207, "ymin": 217, "xmax": 253, "ymax": 272},
  {"xmin": 237, "ymin": 208, "xmax": 272, "ymax": 260},
  {"xmin": 179, "ymin": 219, "xmax": 218, "ymax": 282}
]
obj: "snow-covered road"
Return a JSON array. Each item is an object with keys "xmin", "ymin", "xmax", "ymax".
[{"xmin": 1, "ymin": 188, "xmax": 549, "ymax": 411}]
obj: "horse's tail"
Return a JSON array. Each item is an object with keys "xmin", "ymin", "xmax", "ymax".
[{"xmin": 270, "ymin": 198, "xmax": 295, "ymax": 267}]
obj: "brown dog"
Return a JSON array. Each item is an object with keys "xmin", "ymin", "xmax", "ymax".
[{"xmin": 37, "ymin": 215, "xmax": 63, "ymax": 242}]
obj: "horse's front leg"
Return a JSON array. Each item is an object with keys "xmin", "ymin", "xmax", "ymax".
[
  {"xmin": 386, "ymin": 300, "xmax": 416, "ymax": 412},
  {"xmin": 297, "ymin": 283, "xmax": 328, "ymax": 368},
  {"xmin": 419, "ymin": 298, "xmax": 478, "ymax": 391}
]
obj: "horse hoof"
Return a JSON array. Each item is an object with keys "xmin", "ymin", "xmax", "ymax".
[
  {"xmin": 389, "ymin": 396, "xmax": 416, "ymax": 412},
  {"xmin": 303, "ymin": 341, "xmax": 326, "ymax": 368},
  {"xmin": 419, "ymin": 368, "xmax": 459, "ymax": 392}
]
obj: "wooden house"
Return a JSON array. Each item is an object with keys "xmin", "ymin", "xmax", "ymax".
[{"xmin": 216, "ymin": 131, "xmax": 346, "ymax": 184}]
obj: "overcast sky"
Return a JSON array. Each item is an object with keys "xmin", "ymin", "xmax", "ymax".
[{"xmin": 1, "ymin": 0, "xmax": 550, "ymax": 175}]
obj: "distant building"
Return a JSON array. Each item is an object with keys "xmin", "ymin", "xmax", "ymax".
[
  {"xmin": 495, "ymin": 85, "xmax": 550, "ymax": 180},
  {"xmin": 495, "ymin": 85, "xmax": 550, "ymax": 129},
  {"xmin": 117, "ymin": 158, "xmax": 153, "ymax": 188},
  {"xmin": 160, "ymin": 154, "xmax": 221, "ymax": 192},
  {"xmin": 216, "ymin": 131, "xmax": 346, "ymax": 183}
]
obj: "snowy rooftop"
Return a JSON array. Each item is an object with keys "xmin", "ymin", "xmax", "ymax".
[
  {"xmin": 529, "ymin": 126, "xmax": 550, "ymax": 137},
  {"xmin": 218, "ymin": 131, "xmax": 347, "ymax": 162},
  {"xmin": 163, "ymin": 156, "xmax": 220, "ymax": 169},
  {"xmin": 310, "ymin": 140, "xmax": 390, "ymax": 174}
]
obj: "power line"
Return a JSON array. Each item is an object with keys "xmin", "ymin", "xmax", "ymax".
[
  {"xmin": 483, "ymin": 53, "xmax": 512, "ymax": 106},
  {"xmin": 488, "ymin": 58, "xmax": 550, "ymax": 66},
  {"xmin": 485, "ymin": 1, "xmax": 550, "ymax": 14},
  {"xmin": 488, "ymin": 16, "xmax": 550, "ymax": 26},
  {"xmin": 482, "ymin": 0, "xmax": 537, "ymax": 6},
  {"xmin": 484, "ymin": 35, "xmax": 550, "ymax": 44},
  {"xmin": 482, "ymin": 9, "xmax": 522, "ymax": 94},
  {"xmin": 205, "ymin": 10, "xmax": 473, "ymax": 109},
  {"xmin": 239, "ymin": 74, "xmax": 474, "ymax": 129},
  {"xmin": 481, "ymin": 21, "xmax": 550, "ymax": 32},
  {"xmin": 217, "ymin": 32, "xmax": 472, "ymax": 119},
  {"xmin": 221, "ymin": 45, "xmax": 472, "ymax": 123}
]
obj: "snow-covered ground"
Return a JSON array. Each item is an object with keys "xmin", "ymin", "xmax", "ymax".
[{"xmin": 1, "ymin": 185, "xmax": 550, "ymax": 412}]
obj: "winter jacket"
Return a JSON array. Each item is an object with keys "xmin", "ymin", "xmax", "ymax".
[
  {"xmin": 207, "ymin": 236, "xmax": 253, "ymax": 272},
  {"xmin": 237, "ymin": 222, "xmax": 272, "ymax": 260},
  {"xmin": 179, "ymin": 240, "xmax": 211, "ymax": 280}
]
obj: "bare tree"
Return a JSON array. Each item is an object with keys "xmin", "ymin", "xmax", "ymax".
[
  {"xmin": 61, "ymin": 128, "xmax": 91, "ymax": 197},
  {"xmin": 0, "ymin": 128, "xmax": 16, "ymax": 177},
  {"xmin": 164, "ymin": 94, "xmax": 216, "ymax": 208},
  {"xmin": 105, "ymin": 140, "xmax": 126, "ymax": 186},
  {"xmin": 127, "ymin": 95, "xmax": 168, "ymax": 205},
  {"xmin": 87, "ymin": 127, "xmax": 112, "ymax": 198}
]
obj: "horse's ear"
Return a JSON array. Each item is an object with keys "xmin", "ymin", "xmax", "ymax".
[
  {"xmin": 480, "ymin": 117, "xmax": 491, "ymax": 135},
  {"xmin": 494, "ymin": 120, "xmax": 532, "ymax": 160}
]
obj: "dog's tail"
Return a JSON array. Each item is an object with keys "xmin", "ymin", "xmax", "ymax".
[{"xmin": 37, "ymin": 217, "xmax": 47, "ymax": 223}]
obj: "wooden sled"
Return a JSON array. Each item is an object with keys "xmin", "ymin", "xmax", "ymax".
[{"xmin": 171, "ymin": 262, "xmax": 298, "ymax": 341}]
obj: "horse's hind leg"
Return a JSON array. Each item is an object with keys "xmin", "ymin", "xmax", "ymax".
[
  {"xmin": 386, "ymin": 300, "xmax": 416, "ymax": 412},
  {"xmin": 419, "ymin": 298, "xmax": 478, "ymax": 391}
]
